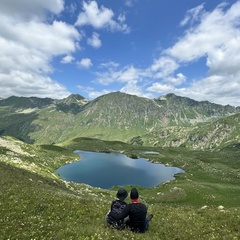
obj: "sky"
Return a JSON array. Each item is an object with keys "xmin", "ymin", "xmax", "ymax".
[{"xmin": 0, "ymin": 0, "xmax": 240, "ymax": 106}]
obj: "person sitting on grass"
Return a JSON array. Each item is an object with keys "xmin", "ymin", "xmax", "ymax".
[
  {"xmin": 114, "ymin": 188, "xmax": 153, "ymax": 233},
  {"xmin": 105, "ymin": 188, "xmax": 128, "ymax": 230}
]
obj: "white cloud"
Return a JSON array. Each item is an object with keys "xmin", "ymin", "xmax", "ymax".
[
  {"xmin": 95, "ymin": 69, "xmax": 121, "ymax": 86},
  {"xmin": 75, "ymin": 1, "xmax": 113, "ymax": 28},
  {"xmin": 67, "ymin": 3, "xmax": 77, "ymax": 14},
  {"xmin": 180, "ymin": 3, "xmax": 205, "ymax": 27},
  {"xmin": 147, "ymin": 83, "xmax": 174, "ymax": 93},
  {"xmin": 118, "ymin": 66, "xmax": 143, "ymax": 83},
  {"xmin": 88, "ymin": 89, "xmax": 111, "ymax": 99},
  {"xmin": 75, "ymin": 1, "xmax": 240, "ymax": 106},
  {"xmin": 88, "ymin": 1, "xmax": 240, "ymax": 106},
  {"xmin": 99, "ymin": 61, "xmax": 119, "ymax": 69},
  {"xmin": 120, "ymin": 81, "xmax": 144, "ymax": 97},
  {"xmin": 0, "ymin": 70, "xmax": 70, "ymax": 99},
  {"xmin": 87, "ymin": 32, "xmax": 101, "ymax": 48},
  {"xmin": 118, "ymin": 13, "xmax": 126, "ymax": 23},
  {"xmin": 166, "ymin": 73, "xmax": 186, "ymax": 86},
  {"xmin": 0, "ymin": 0, "xmax": 80, "ymax": 99},
  {"xmin": 146, "ymin": 1, "xmax": 240, "ymax": 106},
  {"xmin": 92, "ymin": 64, "xmax": 153, "ymax": 98},
  {"xmin": 95, "ymin": 65, "xmax": 146, "ymax": 86},
  {"xmin": 61, "ymin": 55, "xmax": 75, "ymax": 64},
  {"xmin": 77, "ymin": 58, "xmax": 93, "ymax": 69},
  {"xmin": 175, "ymin": 74, "xmax": 240, "ymax": 106},
  {"xmin": 167, "ymin": 2, "xmax": 240, "ymax": 64},
  {"xmin": 150, "ymin": 56, "xmax": 179, "ymax": 79},
  {"xmin": 75, "ymin": 0, "xmax": 130, "ymax": 33},
  {"xmin": 77, "ymin": 85, "xmax": 111, "ymax": 99},
  {"xmin": 0, "ymin": 0, "xmax": 64, "ymax": 20}
]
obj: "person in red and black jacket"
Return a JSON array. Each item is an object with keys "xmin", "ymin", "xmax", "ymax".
[{"xmin": 114, "ymin": 188, "xmax": 153, "ymax": 233}]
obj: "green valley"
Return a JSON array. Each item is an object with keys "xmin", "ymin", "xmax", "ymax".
[
  {"xmin": 0, "ymin": 136, "xmax": 239, "ymax": 239},
  {"xmin": 0, "ymin": 93, "xmax": 239, "ymax": 239}
]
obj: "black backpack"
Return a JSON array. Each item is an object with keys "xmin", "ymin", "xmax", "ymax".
[
  {"xmin": 107, "ymin": 200, "xmax": 127, "ymax": 229},
  {"xmin": 111, "ymin": 200, "xmax": 127, "ymax": 215}
]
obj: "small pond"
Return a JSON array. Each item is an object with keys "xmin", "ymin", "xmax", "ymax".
[{"xmin": 55, "ymin": 150, "xmax": 185, "ymax": 189}]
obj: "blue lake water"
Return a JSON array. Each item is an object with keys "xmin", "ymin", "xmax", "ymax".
[{"xmin": 55, "ymin": 150, "xmax": 185, "ymax": 189}]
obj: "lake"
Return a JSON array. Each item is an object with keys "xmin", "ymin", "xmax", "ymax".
[{"xmin": 55, "ymin": 150, "xmax": 185, "ymax": 189}]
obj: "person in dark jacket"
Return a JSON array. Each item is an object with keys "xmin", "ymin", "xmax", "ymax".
[
  {"xmin": 105, "ymin": 188, "xmax": 128, "ymax": 229},
  {"xmin": 115, "ymin": 188, "xmax": 153, "ymax": 233}
]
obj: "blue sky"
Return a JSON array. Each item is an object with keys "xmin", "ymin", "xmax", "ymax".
[{"xmin": 0, "ymin": 0, "xmax": 240, "ymax": 106}]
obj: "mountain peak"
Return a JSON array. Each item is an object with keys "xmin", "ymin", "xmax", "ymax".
[
  {"xmin": 96, "ymin": 91, "xmax": 137, "ymax": 99},
  {"xmin": 60, "ymin": 94, "xmax": 88, "ymax": 104},
  {"xmin": 69, "ymin": 94, "xmax": 86, "ymax": 100},
  {"xmin": 157, "ymin": 93, "xmax": 177, "ymax": 101}
]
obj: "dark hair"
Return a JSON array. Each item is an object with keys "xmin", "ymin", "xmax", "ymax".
[
  {"xmin": 116, "ymin": 188, "xmax": 128, "ymax": 200},
  {"xmin": 130, "ymin": 188, "xmax": 139, "ymax": 199}
]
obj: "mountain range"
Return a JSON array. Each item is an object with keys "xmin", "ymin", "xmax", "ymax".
[{"xmin": 0, "ymin": 92, "xmax": 239, "ymax": 150}]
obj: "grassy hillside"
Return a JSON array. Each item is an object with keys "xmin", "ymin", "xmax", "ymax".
[
  {"xmin": 1, "ymin": 136, "xmax": 239, "ymax": 239},
  {"xmin": 1, "ymin": 92, "xmax": 239, "ymax": 148}
]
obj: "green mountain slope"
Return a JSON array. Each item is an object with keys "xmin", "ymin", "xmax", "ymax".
[
  {"xmin": 0, "ymin": 95, "xmax": 54, "ymax": 109},
  {"xmin": 0, "ymin": 92, "xmax": 239, "ymax": 149},
  {"xmin": 142, "ymin": 112, "xmax": 240, "ymax": 150},
  {"xmin": 154, "ymin": 93, "xmax": 238, "ymax": 124}
]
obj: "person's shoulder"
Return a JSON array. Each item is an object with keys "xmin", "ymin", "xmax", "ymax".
[
  {"xmin": 120, "ymin": 201, "xmax": 128, "ymax": 207},
  {"xmin": 140, "ymin": 202, "xmax": 148, "ymax": 211},
  {"xmin": 115, "ymin": 199, "xmax": 126, "ymax": 204},
  {"xmin": 112, "ymin": 199, "xmax": 127, "ymax": 206},
  {"xmin": 140, "ymin": 202, "xmax": 147, "ymax": 207},
  {"xmin": 137, "ymin": 202, "xmax": 147, "ymax": 209}
]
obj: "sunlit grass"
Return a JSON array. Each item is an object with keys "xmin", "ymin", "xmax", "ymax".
[{"xmin": 0, "ymin": 137, "xmax": 240, "ymax": 239}]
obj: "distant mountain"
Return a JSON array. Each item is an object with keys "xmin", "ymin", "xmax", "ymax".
[
  {"xmin": 155, "ymin": 93, "xmax": 239, "ymax": 120},
  {"xmin": 0, "ymin": 96, "xmax": 54, "ymax": 109},
  {"xmin": 141, "ymin": 112, "xmax": 240, "ymax": 150},
  {"xmin": 55, "ymin": 94, "xmax": 89, "ymax": 114},
  {"xmin": 0, "ymin": 92, "xmax": 239, "ymax": 149}
]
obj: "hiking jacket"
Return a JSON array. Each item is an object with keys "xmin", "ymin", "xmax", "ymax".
[
  {"xmin": 115, "ymin": 202, "xmax": 147, "ymax": 233},
  {"xmin": 106, "ymin": 200, "xmax": 128, "ymax": 225}
]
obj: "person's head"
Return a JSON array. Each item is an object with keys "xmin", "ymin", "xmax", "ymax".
[
  {"xmin": 130, "ymin": 188, "xmax": 139, "ymax": 199},
  {"xmin": 116, "ymin": 188, "xmax": 128, "ymax": 201}
]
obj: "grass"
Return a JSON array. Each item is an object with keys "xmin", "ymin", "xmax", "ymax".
[{"xmin": 0, "ymin": 136, "xmax": 240, "ymax": 239}]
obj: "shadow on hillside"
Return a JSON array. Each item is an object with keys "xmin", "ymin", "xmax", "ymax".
[{"xmin": 0, "ymin": 112, "xmax": 38, "ymax": 144}]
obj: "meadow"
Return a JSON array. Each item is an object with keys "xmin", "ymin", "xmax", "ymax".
[{"xmin": 0, "ymin": 137, "xmax": 239, "ymax": 239}]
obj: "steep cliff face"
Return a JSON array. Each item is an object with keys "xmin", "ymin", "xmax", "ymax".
[{"xmin": 0, "ymin": 92, "xmax": 239, "ymax": 149}]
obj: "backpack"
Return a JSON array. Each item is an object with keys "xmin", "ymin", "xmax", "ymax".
[
  {"xmin": 107, "ymin": 200, "xmax": 127, "ymax": 229},
  {"xmin": 111, "ymin": 200, "xmax": 127, "ymax": 215}
]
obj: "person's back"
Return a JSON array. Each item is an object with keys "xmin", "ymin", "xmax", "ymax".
[
  {"xmin": 107, "ymin": 199, "xmax": 127, "ymax": 223},
  {"xmin": 115, "ymin": 188, "xmax": 153, "ymax": 233},
  {"xmin": 106, "ymin": 188, "xmax": 128, "ymax": 229},
  {"xmin": 125, "ymin": 200, "xmax": 147, "ymax": 233}
]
